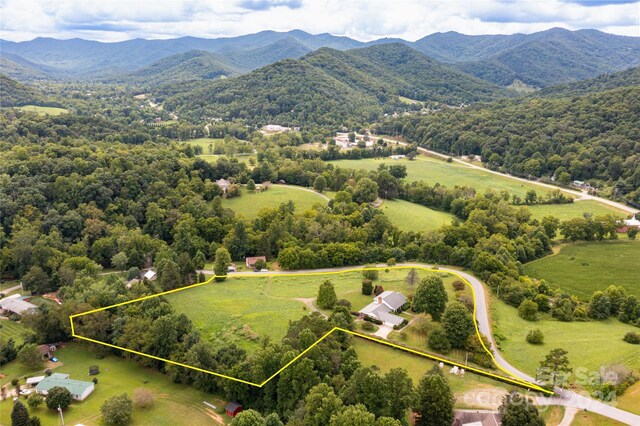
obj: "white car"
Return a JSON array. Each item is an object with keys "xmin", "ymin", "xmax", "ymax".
[
  {"xmin": 260, "ymin": 269, "xmax": 269, "ymax": 272},
  {"xmin": 19, "ymin": 389, "xmax": 32, "ymax": 396}
]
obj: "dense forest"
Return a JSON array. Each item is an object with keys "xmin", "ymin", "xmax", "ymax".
[
  {"xmin": 163, "ymin": 44, "xmax": 506, "ymax": 127},
  {"xmin": 378, "ymin": 86, "xmax": 640, "ymax": 205}
]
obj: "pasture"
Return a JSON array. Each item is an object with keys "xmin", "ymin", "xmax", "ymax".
[
  {"xmin": 491, "ymin": 298, "xmax": 640, "ymax": 377},
  {"xmin": 328, "ymin": 156, "xmax": 557, "ymax": 199},
  {"xmin": 16, "ymin": 105, "xmax": 68, "ymax": 115},
  {"xmin": 0, "ymin": 343, "xmax": 229, "ymax": 426},
  {"xmin": 222, "ymin": 186, "xmax": 328, "ymax": 220},
  {"xmin": 524, "ymin": 240, "xmax": 640, "ymax": 299},
  {"xmin": 526, "ymin": 200, "xmax": 626, "ymax": 221},
  {"xmin": 379, "ymin": 199, "xmax": 455, "ymax": 232}
]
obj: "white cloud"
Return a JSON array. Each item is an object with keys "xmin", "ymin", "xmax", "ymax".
[{"xmin": 0, "ymin": 0, "xmax": 638, "ymax": 42}]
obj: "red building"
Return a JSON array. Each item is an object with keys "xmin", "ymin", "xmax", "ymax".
[{"xmin": 225, "ymin": 402, "xmax": 243, "ymax": 417}]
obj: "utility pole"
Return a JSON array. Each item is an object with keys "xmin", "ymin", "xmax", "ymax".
[{"xmin": 58, "ymin": 405, "xmax": 65, "ymax": 425}]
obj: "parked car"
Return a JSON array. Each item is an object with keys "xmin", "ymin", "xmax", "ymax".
[{"xmin": 19, "ymin": 389, "xmax": 32, "ymax": 396}]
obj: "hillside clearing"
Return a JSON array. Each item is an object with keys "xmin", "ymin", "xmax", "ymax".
[
  {"xmin": 15, "ymin": 105, "xmax": 68, "ymax": 115},
  {"xmin": 379, "ymin": 199, "xmax": 455, "ymax": 232},
  {"xmin": 222, "ymin": 186, "xmax": 327, "ymax": 220}
]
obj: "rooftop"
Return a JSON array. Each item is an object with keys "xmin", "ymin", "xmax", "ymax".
[{"xmin": 35, "ymin": 373, "xmax": 93, "ymax": 396}]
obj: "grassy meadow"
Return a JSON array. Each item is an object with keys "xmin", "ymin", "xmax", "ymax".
[
  {"xmin": 491, "ymin": 297, "xmax": 640, "ymax": 377},
  {"xmin": 526, "ymin": 200, "xmax": 626, "ymax": 221},
  {"xmin": 0, "ymin": 319, "xmax": 29, "ymax": 345},
  {"xmin": 15, "ymin": 105, "xmax": 68, "ymax": 115},
  {"xmin": 379, "ymin": 199, "xmax": 455, "ymax": 232},
  {"xmin": 524, "ymin": 240, "xmax": 640, "ymax": 299},
  {"xmin": 0, "ymin": 343, "xmax": 230, "ymax": 426},
  {"xmin": 222, "ymin": 186, "xmax": 328, "ymax": 220},
  {"xmin": 328, "ymin": 156, "xmax": 558, "ymax": 199}
]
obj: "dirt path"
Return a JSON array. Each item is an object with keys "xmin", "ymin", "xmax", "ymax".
[{"xmin": 292, "ymin": 297, "xmax": 327, "ymax": 318}]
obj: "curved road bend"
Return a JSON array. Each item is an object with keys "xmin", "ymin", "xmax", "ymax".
[
  {"xmin": 369, "ymin": 134, "xmax": 639, "ymax": 216},
  {"xmin": 199, "ymin": 263, "xmax": 640, "ymax": 425}
]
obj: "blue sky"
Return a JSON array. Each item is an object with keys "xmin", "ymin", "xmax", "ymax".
[{"xmin": 1, "ymin": 0, "xmax": 638, "ymax": 42}]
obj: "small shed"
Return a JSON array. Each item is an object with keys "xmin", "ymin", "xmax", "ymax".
[
  {"xmin": 143, "ymin": 270, "xmax": 157, "ymax": 281},
  {"xmin": 225, "ymin": 401, "xmax": 243, "ymax": 417}
]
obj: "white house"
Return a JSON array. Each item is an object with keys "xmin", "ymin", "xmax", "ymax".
[
  {"xmin": 35, "ymin": 373, "xmax": 94, "ymax": 401},
  {"xmin": 143, "ymin": 269, "xmax": 157, "ymax": 281},
  {"xmin": 358, "ymin": 291, "xmax": 407, "ymax": 327}
]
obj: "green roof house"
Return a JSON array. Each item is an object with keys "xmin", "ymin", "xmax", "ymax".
[{"xmin": 35, "ymin": 373, "xmax": 94, "ymax": 401}]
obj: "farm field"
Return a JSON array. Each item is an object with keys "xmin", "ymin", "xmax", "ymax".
[
  {"xmin": 379, "ymin": 199, "xmax": 454, "ymax": 232},
  {"xmin": 352, "ymin": 339, "xmax": 519, "ymax": 410},
  {"xmin": 491, "ymin": 297, "xmax": 640, "ymax": 377},
  {"xmin": 328, "ymin": 156, "xmax": 558, "ymax": 198},
  {"xmin": 222, "ymin": 186, "xmax": 328, "ymax": 220},
  {"xmin": 0, "ymin": 343, "xmax": 229, "ymax": 426},
  {"xmin": 524, "ymin": 240, "xmax": 640, "ymax": 300},
  {"xmin": 526, "ymin": 200, "xmax": 626, "ymax": 221},
  {"xmin": 15, "ymin": 105, "xmax": 68, "ymax": 115}
]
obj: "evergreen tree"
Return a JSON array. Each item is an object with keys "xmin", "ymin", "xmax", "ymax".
[
  {"xmin": 413, "ymin": 371, "xmax": 454, "ymax": 426},
  {"xmin": 538, "ymin": 348, "xmax": 572, "ymax": 387},
  {"xmin": 11, "ymin": 400, "xmax": 30, "ymax": 426},
  {"xmin": 159, "ymin": 259, "xmax": 181, "ymax": 290},
  {"xmin": 499, "ymin": 391, "xmax": 545, "ymax": 426},
  {"xmin": 246, "ymin": 179, "xmax": 256, "ymax": 191},
  {"xmin": 193, "ymin": 250, "xmax": 206, "ymax": 270},
  {"xmin": 213, "ymin": 247, "xmax": 231, "ymax": 282},
  {"xmin": 317, "ymin": 280, "xmax": 337, "ymax": 309},
  {"xmin": 404, "ymin": 268, "xmax": 419, "ymax": 291}
]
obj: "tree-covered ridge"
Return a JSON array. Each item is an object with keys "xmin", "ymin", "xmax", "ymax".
[
  {"xmin": 107, "ymin": 50, "xmax": 241, "ymax": 86},
  {"xmin": 538, "ymin": 66, "xmax": 640, "ymax": 97},
  {"xmin": 164, "ymin": 43, "xmax": 507, "ymax": 127},
  {"xmin": 452, "ymin": 28, "xmax": 640, "ymax": 87},
  {"xmin": 0, "ymin": 74, "xmax": 45, "ymax": 107},
  {"xmin": 378, "ymin": 86, "xmax": 640, "ymax": 205}
]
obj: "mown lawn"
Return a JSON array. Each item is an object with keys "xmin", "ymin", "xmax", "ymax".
[
  {"xmin": 222, "ymin": 186, "xmax": 327, "ymax": 220},
  {"xmin": 328, "ymin": 156, "xmax": 557, "ymax": 198},
  {"xmin": 352, "ymin": 339, "xmax": 522, "ymax": 410},
  {"xmin": 0, "ymin": 319, "xmax": 29, "ymax": 345},
  {"xmin": 0, "ymin": 343, "xmax": 229, "ymax": 426},
  {"xmin": 540, "ymin": 405, "xmax": 565, "ymax": 426},
  {"xmin": 524, "ymin": 240, "xmax": 640, "ymax": 299},
  {"xmin": 615, "ymin": 379, "xmax": 640, "ymax": 415},
  {"xmin": 526, "ymin": 200, "xmax": 626, "ymax": 221},
  {"xmin": 379, "ymin": 199, "xmax": 455, "ymax": 232},
  {"xmin": 491, "ymin": 297, "xmax": 640, "ymax": 377},
  {"xmin": 570, "ymin": 411, "xmax": 626, "ymax": 425},
  {"xmin": 15, "ymin": 105, "xmax": 68, "ymax": 115}
]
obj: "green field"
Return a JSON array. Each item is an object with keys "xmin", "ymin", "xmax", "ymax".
[
  {"xmin": 491, "ymin": 297, "xmax": 640, "ymax": 378},
  {"xmin": 379, "ymin": 199, "xmax": 455, "ymax": 232},
  {"xmin": 0, "ymin": 319, "xmax": 28, "ymax": 345},
  {"xmin": 352, "ymin": 339, "xmax": 522, "ymax": 410},
  {"xmin": 0, "ymin": 343, "xmax": 229, "ymax": 426},
  {"xmin": 16, "ymin": 105, "xmax": 68, "ymax": 115},
  {"xmin": 527, "ymin": 200, "xmax": 626, "ymax": 221},
  {"xmin": 328, "ymin": 156, "xmax": 557, "ymax": 198},
  {"xmin": 223, "ymin": 186, "xmax": 328, "ymax": 220},
  {"xmin": 524, "ymin": 240, "xmax": 640, "ymax": 299},
  {"xmin": 136, "ymin": 269, "xmax": 458, "ymax": 357}
]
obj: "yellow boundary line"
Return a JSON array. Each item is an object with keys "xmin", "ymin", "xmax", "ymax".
[{"xmin": 70, "ymin": 266, "xmax": 553, "ymax": 394}]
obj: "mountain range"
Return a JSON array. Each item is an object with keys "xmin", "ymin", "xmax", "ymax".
[{"xmin": 2, "ymin": 28, "xmax": 639, "ymax": 88}]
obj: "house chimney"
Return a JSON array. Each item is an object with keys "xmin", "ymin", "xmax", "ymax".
[{"xmin": 377, "ymin": 296, "xmax": 382, "ymax": 304}]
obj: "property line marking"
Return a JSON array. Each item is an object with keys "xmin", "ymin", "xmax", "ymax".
[{"xmin": 70, "ymin": 266, "xmax": 553, "ymax": 394}]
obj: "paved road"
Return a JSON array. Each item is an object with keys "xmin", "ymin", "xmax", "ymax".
[
  {"xmin": 199, "ymin": 263, "xmax": 640, "ymax": 425},
  {"xmin": 371, "ymin": 134, "xmax": 639, "ymax": 215}
]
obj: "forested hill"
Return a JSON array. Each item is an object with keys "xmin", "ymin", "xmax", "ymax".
[
  {"xmin": 107, "ymin": 50, "xmax": 241, "ymax": 85},
  {"xmin": 0, "ymin": 74, "xmax": 45, "ymax": 107},
  {"xmin": 377, "ymin": 86, "xmax": 640, "ymax": 206},
  {"xmin": 538, "ymin": 66, "xmax": 640, "ymax": 97},
  {"xmin": 450, "ymin": 28, "xmax": 640, "ymax": 87},
  {"xmin": 164, "ymin": 43, "xmax": 507, "ymax": 127}
]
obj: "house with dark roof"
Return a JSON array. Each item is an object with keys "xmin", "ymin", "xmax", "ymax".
[
  {"xmin": 452, "ymin": 411, "xmax": 501, "ymax": 426},
  {"xmin": 35, "ymin": 373, "xmax": 94, "ymax": 401},
  {"xmin": 358, "ymin": 291, "xmax": 407, "ymax": 327}
]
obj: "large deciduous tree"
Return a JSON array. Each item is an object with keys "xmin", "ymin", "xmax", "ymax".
[
  {"xmin": 499, "ymin": 391, "xmax": 545, "ymax": 426},
  {"xmin": 413, "ymin": 371, "xmax": 454, "ymax": 426},
  {"xmin": 442, "ymin": 302, "xmax": 474, "ymax": 348},
  {"xmin": 213, "ymin": 247, "xmax": 231, "ymax": 282},
  {"xmin": 412, "ymin": 275, "xmax": 448, "ymax": 321}
]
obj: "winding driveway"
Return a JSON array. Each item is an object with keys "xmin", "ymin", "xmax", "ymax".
[
  {"xmin": 199, "ymin": 263, "xmax": 640, "ymax": 425},
  {"xmin": 370, "ymin": 134, "xmax": 639, "ymax": 215}
]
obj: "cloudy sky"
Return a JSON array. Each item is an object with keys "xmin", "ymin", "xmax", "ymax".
[{"xmin": 1, "ymin": 0, "xmax": 638, "ymax": 42}]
